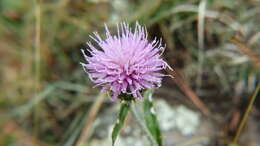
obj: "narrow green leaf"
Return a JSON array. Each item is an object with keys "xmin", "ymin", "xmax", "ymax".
[
  {"xmin": 112, "ymin": 102, "xmax": 130, "ymax": 146},
  {"xmin": 143, "ymin": 89, "xmax": 163, "ymax": 146}
]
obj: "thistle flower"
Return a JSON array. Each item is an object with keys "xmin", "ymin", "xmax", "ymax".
[{"xmin": 81, "ymin": 22, "xmax": 171, "ymax": 101}]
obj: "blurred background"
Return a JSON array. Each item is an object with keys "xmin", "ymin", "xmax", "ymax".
[{"xmin": 0, "ymin": 0, "xmax": 260, "ymax": 146}]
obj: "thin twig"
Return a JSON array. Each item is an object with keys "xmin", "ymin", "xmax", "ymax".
[
  {"xmin": 232, "ymin": 82, "xmax": 260, "ymax": 144},
  {"xmin": 167, "ymin": 69, "xmax": 210, "ymax": 116}
]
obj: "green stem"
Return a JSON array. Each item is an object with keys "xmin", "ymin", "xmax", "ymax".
[
  {"xmin": 131, "ymin": 102, "xmax": 158, "ymax": 146},
  {"xmin": 232, "ymin": 82, "xmax": 260, "ymax": 144}
]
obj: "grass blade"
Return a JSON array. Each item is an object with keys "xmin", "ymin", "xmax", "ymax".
[{"xmin": 143, "ymin": 89, "xmax": 163, "ymax": 146}]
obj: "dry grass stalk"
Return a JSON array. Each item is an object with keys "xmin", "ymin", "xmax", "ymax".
[
  {"xmin": 75, "ymin": 92, "xmax": 106, "ymax": 146},
  {"xmin": 230, "ymin": 36, "xmax": 260, "ymax": 67}
]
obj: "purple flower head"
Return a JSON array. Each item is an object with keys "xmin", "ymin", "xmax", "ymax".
[{"xmin": 81, "ymin": 22, "xmax": 172, "ymax": 101}]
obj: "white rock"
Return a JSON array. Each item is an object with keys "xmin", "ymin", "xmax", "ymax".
[
  {"xmin": 175, "ymin": 105, "xmax": 200, "ymax": 136},
  {"xmin": 155, "ymin": 100, "xmax": 176, "ymax": 131}
]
